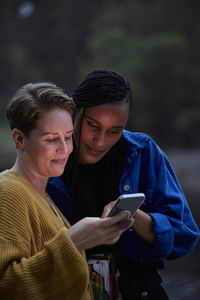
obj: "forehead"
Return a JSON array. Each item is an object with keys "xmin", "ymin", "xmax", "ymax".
[
  {"xmin": 35, "ymin": 109, "xmax": 73, "ymax": 132},
  {"xmin": 85, "ymin": 103, "xmax": 129, "ymax": 116},
  {"xmin": 85, "ymin": 102, "xmax": 130, "ymax": 120}
]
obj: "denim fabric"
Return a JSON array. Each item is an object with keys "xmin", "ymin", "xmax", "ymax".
[{"xmin": 47, "ymin": 130, "xmax": 199, "ymax": 268}]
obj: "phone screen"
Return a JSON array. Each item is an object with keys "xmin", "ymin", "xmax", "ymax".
[{"xmin": 108, "ymin": 193, "xmax": 145, "ymax": 217}]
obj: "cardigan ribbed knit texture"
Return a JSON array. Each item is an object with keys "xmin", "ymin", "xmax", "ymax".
[{"xmin": 0, "ymin": 170, "xmax": 93, "ymax": 300}]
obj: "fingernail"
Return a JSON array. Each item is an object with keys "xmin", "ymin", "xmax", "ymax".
[{"xmin": 122, "ymin": 210, "xmax": 131, "ymax": 218}]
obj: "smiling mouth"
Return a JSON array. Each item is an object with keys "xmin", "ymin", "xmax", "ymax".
[
  {"xmin": 86, "ymin": 145, "xmax": 106, "ymax": 155},
  {"xmin": 52, "ymin": 158, "xmax": 68, "ymax": 164}
]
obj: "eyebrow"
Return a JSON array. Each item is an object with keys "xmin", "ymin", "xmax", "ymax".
[
  {"xmin": 41, "ymin": 129, "xmax": 74, "ymax": 136},
  {"xmin": 85, "ymin": 115, "xmax": 124, "ymax": 129}
]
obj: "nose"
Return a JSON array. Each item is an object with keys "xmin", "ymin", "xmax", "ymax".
[
  {"xmin": 56, "ymin": 139, "xmax": 72, "ymax": 154},
  {"xmin": 93, "ymin": 132, "xmax": 106, "ymax": 148}
]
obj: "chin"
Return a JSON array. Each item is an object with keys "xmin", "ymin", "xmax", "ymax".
[
  {"xmin": 81, "ymin": 156, "xmax": 101, "ymax": 165},
  {"xmin": 49, "ymin": 168, "xmax": 65, "ymax": 178}
]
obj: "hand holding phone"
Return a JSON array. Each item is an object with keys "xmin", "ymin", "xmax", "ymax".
[{"xmin": 108, "ymin": 193, "xmax": 145, "ymax": 218}]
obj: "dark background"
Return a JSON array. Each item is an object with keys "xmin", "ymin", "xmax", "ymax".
[{"xmin": 0, "ymin": 1, "xmax": 199, "ymax": 299}]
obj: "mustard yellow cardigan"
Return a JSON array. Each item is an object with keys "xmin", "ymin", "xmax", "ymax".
[{"xmin": 0, "ymin": 170, "xmax": 93, "ymax": 300}]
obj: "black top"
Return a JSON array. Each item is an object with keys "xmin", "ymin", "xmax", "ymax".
[{"xmin": 62, "ymin": 136, "xmax": 127, "ymax": 254}]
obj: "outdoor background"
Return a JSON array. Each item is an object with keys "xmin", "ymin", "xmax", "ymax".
[{"xmin": 0, "ymin": 1, "xmax": 199, "ymax": 299}]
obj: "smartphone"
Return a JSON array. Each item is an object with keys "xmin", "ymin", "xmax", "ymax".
[{"xmin": 108, "ymin": 193, "xmax": 145, "ymax": 217}]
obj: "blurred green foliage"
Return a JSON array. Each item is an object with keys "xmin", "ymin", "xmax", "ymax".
[
  {"xmin": 0, "ymin": 125, "xmax": 16, "ymax": 171},
  {"xmin": 82, "ymin": 0, "xmax": 200, "ymax": 147},
  {"xmin": 0, "ymin": 0, "xmax": 199, "ymax": 153}
]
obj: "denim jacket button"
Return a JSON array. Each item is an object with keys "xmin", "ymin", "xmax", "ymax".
[
  {"xmin": 141, "ymin": 291, "xmax": 148, "ymax": 299},
  {"xmin": 123, "ymin": 184, "xmax": 130, "ymax": 191}
]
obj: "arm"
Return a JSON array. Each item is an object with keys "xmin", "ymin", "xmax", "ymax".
[
  {"xmin": 102, "ymin": 201, "xmax": 155, "ymax": 245},
  {"xmin": 132, "ymin": 209, "xmax": 156, "ymax": 245},
  {"xmin": 0, "ymin": 183, "xmax": 132, "ymax": 298},
  {"xmin": 121, "ymin": 138, "xmax": 199, "ymax": 263},
  {"xmin": 0, "ymin": 230, "xmax": 90, "ymax": 299},
  {"xmin": 0, "ymin": 189, "xmax": 89, "ymax": 299},
  {"xmin": 69, "ymin": 212, "xmax": 133, "ymax": 251}
]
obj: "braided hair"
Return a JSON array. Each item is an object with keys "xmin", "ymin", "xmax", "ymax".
[
  {"xmin": 63, "ymin": 70, "xmax": 132, "ymax": 226},
  {"xmin": 73, "ymin": 69, "xmax": 132, "ymax": 109}
]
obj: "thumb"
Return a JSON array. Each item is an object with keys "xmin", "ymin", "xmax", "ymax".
[
  {"xmin": 101, "ymin": 200, "xmax": 117, "ymax": 218},
  {"xmin": 102, "ymin": 210, "xmax": 131, "ymax": 226}
]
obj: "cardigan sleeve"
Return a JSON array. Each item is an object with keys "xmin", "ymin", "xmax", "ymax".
[
  {"xmin": 0, "ymin": 182, "xmax": 90, "ymax": 299},
  {"xmin": 0, "ymin": 230, "xmax": 89, "ymax": 299}
]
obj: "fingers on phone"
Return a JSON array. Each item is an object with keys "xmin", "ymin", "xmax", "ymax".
[
  {"xmin": 115, "ymin": 218, "xmax": 133, "ymax": 230},
  {"xmin": 115, "ymin": 210, "xmax": 131, "ymax": 218},
  {"xmin": 112, "ymin": 210, "xmax": 133, "ymax": 230},
  {"xmin": 104, "ymin": 210, "xmax": 132, "ymax": 229}
]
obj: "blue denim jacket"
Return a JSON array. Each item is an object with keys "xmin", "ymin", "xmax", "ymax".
[{"xmin": 47, "ymin": 130, "xmax": 199, "ymax": 268}]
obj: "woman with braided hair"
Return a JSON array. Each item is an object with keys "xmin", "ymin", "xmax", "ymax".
[{"xmin": 47, "ymin": 70, "xmax": 199, "ymax": 300}]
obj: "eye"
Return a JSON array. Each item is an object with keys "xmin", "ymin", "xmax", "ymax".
[
  {"xmin": 46, "ymin": 138, "xmax": 57, "ymax": 143},
  {"xmin": 64, "ymin": 136, "xmax": 72, "ymax": 142},
  {"xmin": 110, "ymin": 129, "xmax": 122, "ymax": 135},
  {"xmin": 88, "ymin": 121, "xmax": 99, "ymax": 129}
]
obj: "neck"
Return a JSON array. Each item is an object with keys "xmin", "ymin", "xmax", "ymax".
[{"xmin": 11, "ymin": 159, "xmax": 48, "ymax": 197}]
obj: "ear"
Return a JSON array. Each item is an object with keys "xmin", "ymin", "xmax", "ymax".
[{"xmin": 11, "ymin": 128, "xmax": 25, "ymax": 150}]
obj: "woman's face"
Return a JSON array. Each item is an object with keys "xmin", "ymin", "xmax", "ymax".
[
  {"xmin": 75, "ymin": 103, "xmax": 129, "ymax": 164},
  {"xmin": 22, "ymin": 108, "xmax": 73, "ymax": 178}
]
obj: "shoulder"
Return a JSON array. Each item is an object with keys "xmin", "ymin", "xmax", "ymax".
[
  {"xmin": 0, "ymin": 170, "xmax": 22, "ymax": 191},
  {"xmin": 0, "ymin": 170, "xmax": 29, "ymax": 193},
  {"xmin": 0, "ymin": 170, "xmax": 35, "ymax": 210},
  {"xmin": 122, "ymin": 130, "xmax": 166, "ymax": 167},
  {"xmin": 122, "ymin": 130, "xmax": 158, "ymax": 151}
]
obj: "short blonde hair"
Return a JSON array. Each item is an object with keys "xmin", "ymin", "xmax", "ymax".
[{"xmin": 6, "ymin": 82, "xmax": 76, "ymax": 136}]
